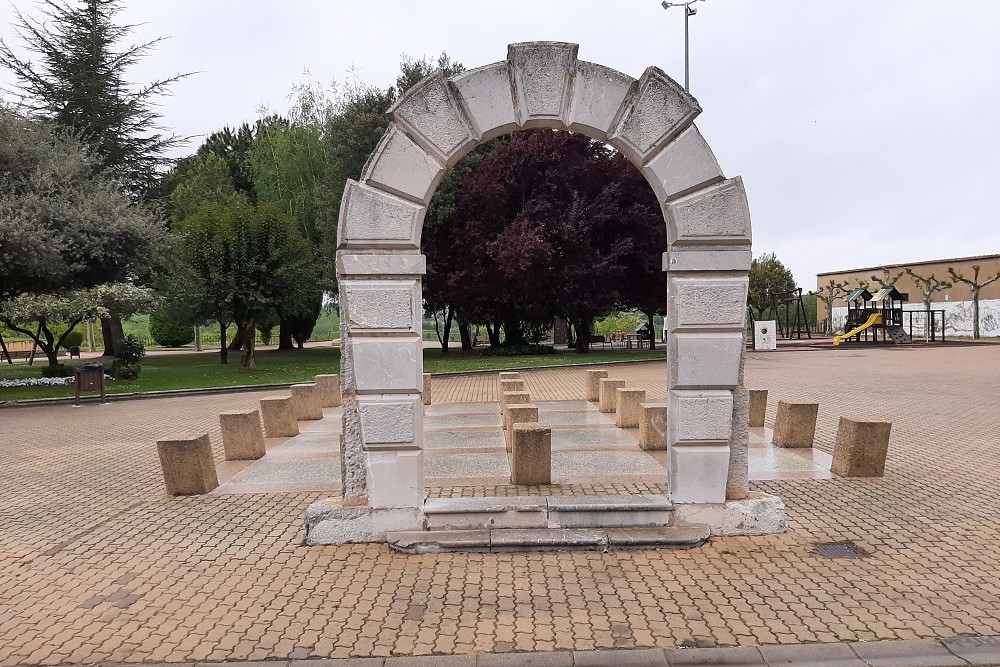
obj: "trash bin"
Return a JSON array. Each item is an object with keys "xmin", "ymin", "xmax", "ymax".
[{"xmin": 74, "ymin": 363, "xmax": 106, "ymax": 405}]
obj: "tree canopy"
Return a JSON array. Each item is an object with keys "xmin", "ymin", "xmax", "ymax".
[{"xmin": 749, "ymin": 252, "xmax": 796, "ymax": 316}]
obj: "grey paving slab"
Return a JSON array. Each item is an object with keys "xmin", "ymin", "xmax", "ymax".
[
  {"xmin": 748, "ymin": 447, "xmax": 828, "ymax": 474},
  {"xmin": 666, "ymin": 645, "xmax": 766, "ymax": 665},
  {"xmin": 606, "ymin": 526, "xmax": 709, "ymax": 547},
  {"xmin": 552, "ymin": 450, "xmax": 667, "ymax": 477},
  {"xmin": 423, "ymin": 429, "xmax": 505, "ymax": 450},
  {"xmin": 225, "ymin": 458, "xmax": 340, "ymax": 485},
  {"xmin": 550, "ymin": 427, "xmax": 637, "ymax": 447},
  {"xmin": 941, "ymin": 636, "xmax": 1000, "ymax": 665},
  {"xmin": 574, "ymin": 648, "xmax": 669, "ymax": 666},
  {"xmin": 425, "ymin": 402, "xmax": 498, "ymax": 414},
  {"xmin": 535, "ymin": 400, "xmax": 595, "ymax": 411},
  {"xmin": 385, "ymin": 656, "xmax": 475, "ymax": 667},
  {"xmin": 478, "ymin": 649, "xmax": 574, "ymax": 666},
  {"xmin": 424, "ymin": 496, "xmax": 548, "ymax": 513},
  {"xmin": 759, "ymin": 642, "xmax": 866, "ymax": 666},
  {"xmin": 270, "ymin": 432, "xmax": 340, "ymax": 456},
  {"xmin": 424, "ymin": 452, "xmax": 511, "ymax": 479},
  {"xmin": 490, "ymin": 527, "xmax": 606, "ymax": 548},
  {"xmin": 539, "ymin": 411, "xmax": 616, "ymax": 426},
  {"xmin": 289, "ymin": 660, "xmax": 383, "ymax": 667},
  {"xmin": 849, "ymin": 639, "xmax": 967, "ymax": 667},
  {"xmin": 199, "ymin": 663, "xmax": 291, "ymax": 667},
  {"xmin": 386, "ymin": 530, "xmax": 491, "ymax": 551},
  {"xmin": 424, "ymin": 412, "xmax": 502, "ymax": 429},
  {"xmin": 547, "ymin": 494, "xmax": 670, "ymax": 511}
]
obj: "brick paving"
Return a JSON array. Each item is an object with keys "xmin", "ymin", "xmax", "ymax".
[{"xmin": 0, "ymin": 345, "xmax": 999, "ymax": 665}]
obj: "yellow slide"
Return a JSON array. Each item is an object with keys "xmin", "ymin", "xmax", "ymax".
[{"xmin": 833, "ymin": 313, "xmax": 882, "ymax": 346}]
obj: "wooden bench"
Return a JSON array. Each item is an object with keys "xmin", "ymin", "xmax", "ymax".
[{"xmin": 588, "ymin": 334, "xmax": 611, "ymax": 350}]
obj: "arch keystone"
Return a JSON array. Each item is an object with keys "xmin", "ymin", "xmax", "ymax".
[
  {"xmin": 387, "ymin": 72, "xmax": 479, "ymax": 166},
  {"xmin": 611, "ymin": 67, "xmax": 701, "ymax": 165},
  {"xmin": 507, "ymin": 41, "xmax": 578, "ymax": 129}
]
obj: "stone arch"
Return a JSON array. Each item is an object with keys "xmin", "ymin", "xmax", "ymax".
[{"xmin": 335, "ymin": 42, "xmax": 752, "ymax": 525}]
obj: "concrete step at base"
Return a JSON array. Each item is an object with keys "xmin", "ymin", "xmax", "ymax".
[
  {"xmin": 386, "ymin": 525, "xmax": 710, "ymax": 554},
  {"xmin": 423, "ymin": 494, "xmax": 673, "ymax": 530}
]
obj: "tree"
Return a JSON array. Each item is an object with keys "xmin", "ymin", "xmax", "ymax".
[
  {"xmin": 870, "ymin": 268, "xmax": 905, "ymax": 289},
  {"xmin": 947, "ymin": 265, "xmax": 1000, "ymax": 339},
  {"xmin": 812, "ymin": 279, "xmax": 849, "ymax": 334},
  {"xmin": 748, "ymin": 253, "xmax": 796, "ymax": 320},
  {"xmin": 904, "ymin": 268, "xmax": 951, "ymax": 339},
  {"xmin": 0, "ymin": 0, "xmax": 187, "ymax": 196}
]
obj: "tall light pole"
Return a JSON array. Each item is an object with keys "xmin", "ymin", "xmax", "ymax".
[{"xmin": 660, "ymin": 0, "xmax": 704, "ymax": 92}]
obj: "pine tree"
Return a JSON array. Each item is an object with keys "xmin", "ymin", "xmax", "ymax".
[{"xmin": 0, "ymin": 0, "xmax": 187, "ymax": 196}]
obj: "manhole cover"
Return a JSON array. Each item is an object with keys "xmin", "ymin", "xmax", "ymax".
[{"xmin": 813, "ymin": 540, "xmax": 867, "ymax": 559}]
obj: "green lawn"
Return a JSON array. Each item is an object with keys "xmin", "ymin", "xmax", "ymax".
[{"xmin": 0, "ymin": 346, "xmax": 664, "ymax": 402}]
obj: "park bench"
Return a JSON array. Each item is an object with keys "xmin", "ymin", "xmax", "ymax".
[{"xmin": 588, "ymin": 334, "xmax": 611, "ymax": 350}]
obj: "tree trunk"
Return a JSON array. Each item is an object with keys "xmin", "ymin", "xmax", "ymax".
[
  {"xmin": 501, "ymin": 319, "xmax": 525, "ymax": 346},
  {"xmin": 573, "ymin": 317, "xmax": 591, "ymax": 353},
  {"xmin": 458, "ymin": 320, "xmax": 473, "ymax": 351},
  {"xmin": 100, "ymin": 315, "xmax": 125, "ymax": 356},
  {"xmin": 485, "ymin": 322, "xmax": 501, "ymax": 348},
  {"xmin": 228, "ymin": 322, "xmax": 246, "ymax": 351},
  {"xmin": 435, "ymin": 307, "xmax": 454, "ymax": 353},
  {"xmin": 972, "ymin": 288, "xmax": 980, "ymax": 339},
  {"xmin": 277, "ymin": 320, "xmax": 295, "ymax": 350},
  {"xmin": 219, "ymin": 320, "xmax": 229, "ymax": 365},
  {"xmin": 644, "ymin": 310, "xmax": 656, "ymax": 350},
  {"xmin": 240, "ymin": 318, "xmax": 256, "ymax": 370}
]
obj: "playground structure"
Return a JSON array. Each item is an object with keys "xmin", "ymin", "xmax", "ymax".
[
  {"xmin": 832, "ymin": 286, "xmax": 940, "ymax": 346},
  {"xmin": 746, "ymin": 287, "xmax": 812, "ymax": 344}
]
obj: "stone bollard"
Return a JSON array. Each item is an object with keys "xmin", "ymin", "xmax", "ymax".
[
  {"xmin": 500, "ymin": 392, "xmax": 531, "ymax": 429},
  {"xmin": 259, "ymin": 396, "xmax": 299, "ymax": 437},
  {"xmin": 615, "ymin": 389, "xmax": 646, "ymax": 428},
  {"xmin": 314, "ymin": 374, "xmax": 342, "ymax": 408},
  {"xmin": 639, "ymin": 404, "xmax": 669, "ymax": 450},
  {"xmin": 511, "ymin": 424, "xmax": 552, "ymax": 485},
  {"xmin": 585, "ymin": 369, "xmax": 609, "ymax": 402},
  {"xmin": 290, "ymin": 383, "xmax": 323, "ymax": 421},
  {"xmin": 423, "ymin": 373, "xmax": 432, "ymax": 406},
  {"xmin": 504, "ymin": 404, "xmax": 539, "ymax": 452},
  {"xmin": 772, "ymin": 400, "xmax": 819, "ymax": 448},
  {"xmin": 500, "ymin": 379, "xmax": 526, "ymax": 395},
  {"xmin": 219, "ymin": 409, "xmax": 266, "ymax": 461},
  {"xmin": 156, "ymin": 433, "xmax": 219, "ymax": 495},
  {"xmin": 831, "ymin": 417, "xmax": 892, "ymax": 477},
  {"xmin": 498, "ymin": 371, "xmax": 521, "ymax": 381},
  {"xmin": 598, "ymin": 378, "xmax": 626, "ymax": 413},
  {"xmin": 749, "ymin": 389, "xmax": 768, "ymax": 427}
]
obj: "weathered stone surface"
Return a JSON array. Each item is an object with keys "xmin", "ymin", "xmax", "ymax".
[
  {"xmin": 337, "ymin": 252, "xmax": 426, "ymax": 277},
  {"xmin": 606, "ymin": 525, "xmax": 710, "ymax": 547},
  {"xmin": 366, "ymin": 449, "xmax": 423, "ymax": 509},
  {"xmin": 508, "ymin": 41, "xmax": 577, "ymax": 128},
  {"xmin": 669, "ymin": 333, "xmax": 744, "ymax": 389},
  {"xmin": 342, "ymin": 280, "xmax": 420, "ymax": 333},
  {"xmin": 358, "ymin": 395, "xmax": 420, "ymax": 447},
  {"xmin": 758, "ymin": 643, "xmax": 864, "ymax": 667},
  {"xmin": 639, "ymin": 404, "xmax": 669, "ymax": 451},
  {"xmin": 663, "ymin": 248, "xmax": 753, "ymax": 272},
  {"xmin": 831, "ymin": 417, "xmax": 892, "ymax": 477},
  {"xmin": 422, "ymin": 373, "xmax": 432, "ymax": 406},
  {"xmin": 568, "ymin": 61, "xmax": 634, "ymax": 137},
  {"xmin": 314, "ymin": 374, "xmax": 342, "ymax": 408},
  {"xmin": 304, "ymin": 499, "xmax": 422, "ymax": 544},
  {"xmin": 510, "ymin": 424, "xmax": 551, "ymax": 485},
  {"xmin": 727, "ymin": 387, "xmax": 750, "ymax": 501},
  {"xmin": 290, "ymin": 383, "xmax": 323, "ymax": 420},
  {"xmin": 498, "ymin": 371, "xmax": 521, "ymax": 381},
  {"xmin": 668, "ymin": 389, "xmax": 734, "ymax": 444},
  {"xmin": 670, "ymin": 445, "xmax": 730, "ymax": 504},
  {"xmin": 337, "ymin": 179, "xmax": 423, "ymax": 248},
  {"xmin": 748, "ymin": 388, "xmax": 768, "ymax": 427},
  {"xmin": 156, "ymin": 433, "xmax": 218, "ymax": 496},
  {"xmin": 575, "ymin": 649, "xmax": 668, "ymax": 666},
  {"xmin": 615, "ymin": 389, "xmax": 646, "ymax": 428},
  {"xmin": 351, "ymin": 336, "xmax": 422, "ymax": 393},
  {"xmin": 491, "ymin": 527, "xmax": 603, "ymax": 549},
  {"xmin": 387, "ymin": 72, "xmax": 478, "ymax": 165},
  {"xmin": 598, "ymin": 378, "xmax": 626, "ymax": 413},
  {"xmin": 219, "ymin": 409, "xmax": 266, "ymax": 461},
  {"xmin": 849, "ymin": 639, "xmax": 967, "ymax": 667},
  {"xmin": 666, "ymin": 177, "xmax": 752, "ymax": 247},
  {"xmin": 611, "ymin": 66, "xmax": 700, "ymax": 164},
  {"xmin": 667, "ymin": 276, "xmax": 749, "ymax": 330},
  {"xmin": 259, "ymin": 396, "xmax": 299, "ymax": 437},
  {"xmin": 772, "ymin": 400, "xmax": 819, "ymax": 448},
  {"xmin": 666, "ymin": 645, "xmax": 765, "ymax": 666},
  {"xmin": 387, "ymin": 529, "xmax": 491, "ymax": 554},
  {"xmin": 361, "ymin": 126, "xmax": 444, "ymax": 205},
  {"xmin": 642, "ymin": 125, "xmax": 723, "ymax": 203},
  {"xmin": 673, "ymin": 491, "xmax": 787, "ymax": 536},
  {"xmin": 585, "ymin": 369, "xmax": 609, "ymax": 402},
  {"xmin": 449, "ymin": 62, "xmax": 518, "ymax": 140},
  {"xmin": 504, "ymin": 404, "xmax": 538, "ymax": 451},
  {"xmin": 339, "ymin": 395, "xmax": 367, "ymax": 499},
  {"xmin": 499, "ymin": 379, "xmax": 526, "ymax": 394},
  {"xmin": 500, "ymin": 393, "xmax": 531, "ymax": 430}
]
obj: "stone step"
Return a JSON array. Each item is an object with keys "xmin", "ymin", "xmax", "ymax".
[
  {"xmin": 422, "ymin": 494, "xmax": 673, "ymax": 530},
  {"xmin": 386, "ymin": 525, "xmax": 710, "ymax": 554}
]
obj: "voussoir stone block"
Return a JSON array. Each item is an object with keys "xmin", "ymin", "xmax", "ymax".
[
  {"xmin": 568, "ymin": 61, "xmax": 634, "ymax": 137},
  {"xmin": 639, "ymin": 404, "xmax": 669, "ymax": 451},
  {"xmin": 422, "ymin": 373, "xmax": 432, "ymax": 406},
  {"xmin": 749, "ymin": 389, "xmax": 768, "ymax": 427},
  {"xmin": 666, "ymin": 176, "xmax": 752, "ymax": 247},
  {"xmin": 611, "ymin": 66, "xmax": 700, "ymax": 165},
  {"xmin": 831, "ymin": 417, "xmax": 892, "ymax": 477},
  {"xmin": 336, "ymin": 179, "xmax": 423, "ymax": 248},
  {"xmin": 449, "ymin": 61, "xmax": 518, "ymax": 140},
  {"xmin": 642, "ymin": 125, "xmax": 724, "ymax": 203},
  {"xmin": 508, "ymin": 41, "xmax": 578, "ymax": 128},
  {"xmin": 314, "ymin": 374, "xmax": 342, "ymax": 408},
  {"xmin": 259, "ymin": 396, "xmax": 299, "ymax": 437},
  {"xmin": 615, "ymin": 389, "xmax": 646, "ymax": 428},
  {"xmin": 290, "ymin": 383, "xmax": 323, "ymax": 421},
  {"xmin": 599, "ymin": 379, "xmax": 627, "ymax": 413},
  {"xmin": 387, "ymin": 72, "xmax": 478, "ymax": 165},
  {"xmin": 361, "ymin": 125, "xmax": 444, "ymax": 205},
  {"xmin": 667, "ymin": 276, "xmax": 749, "ymax": 331},
  {"xmin": 772, "ymin": 400, "xmax": 819, "ymax": 448},
  {"xmin": 504, "ymin": 404, "xmax": 539, "ymax": 451},
  {"xmin": 511, "ymin": 424, "xmax": 552, "ymax": 486},
  {"xmin": 669, "ymin": 333, "xmax": 744, "ymax": 389},
  {"xmin": 668, "ymin": 389, "xmax": 734, "ymax": 444},
  {"xmin": 585, "ymin": 369, "xmax": 609, "ymax": 402},
  {"xmin": 359, "ymin": 395, "xmax": 420, "ymax": 448},
  {"xmin": 219, "ymin": 409, "xmax": 266, "ymax": 461},
  {"xmin": 156, "ymin": 433, "xmax": 219, "ymax": 496}
]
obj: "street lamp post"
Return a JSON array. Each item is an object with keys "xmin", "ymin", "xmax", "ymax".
[{"xmin": 660, "ymin": 0, "xmax": 704, "ymax": 93}]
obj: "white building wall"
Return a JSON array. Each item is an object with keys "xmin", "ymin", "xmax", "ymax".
[{"xmin": 829, "ymin": 299, "xmax": 1000, "ymax": 337}]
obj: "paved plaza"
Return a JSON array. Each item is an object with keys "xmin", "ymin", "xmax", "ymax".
[{"xmin": 1, "ymin": 345, "xmax": 999, "ymax": 665}]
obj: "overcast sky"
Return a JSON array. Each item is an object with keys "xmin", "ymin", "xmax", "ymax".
[{"xmin": 2, "ymin": 0, "xmax": 998, "ymax": 287}]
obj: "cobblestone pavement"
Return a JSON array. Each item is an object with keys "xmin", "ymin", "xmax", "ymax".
[{"xmin": 1, "ymin": 345, "xmax": 998, "ymax": 665}]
